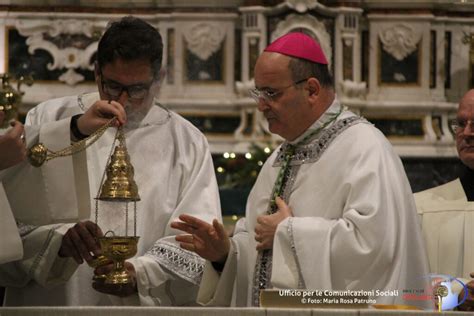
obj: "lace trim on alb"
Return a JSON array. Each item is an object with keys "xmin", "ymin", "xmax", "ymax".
[{"xmin": 145, "ymin": 240, "xmax": 205, "ymax": 285}]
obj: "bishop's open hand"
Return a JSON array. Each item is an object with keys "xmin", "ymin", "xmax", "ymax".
[
  {"xmin": 58, "ymin": 220, "xmax": 103, "ymax": 264},
  {"xmin": 171, "ymin": 215, "xmax": 230, "ymax": 264},
  {"xmin": 254, "ymin": 197, "xmax": 293, "ymax": 251}
]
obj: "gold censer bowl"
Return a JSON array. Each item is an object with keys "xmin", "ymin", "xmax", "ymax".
[{"xmin": 98, "ymin": 236, "xmax": 139, "ymax": 285}]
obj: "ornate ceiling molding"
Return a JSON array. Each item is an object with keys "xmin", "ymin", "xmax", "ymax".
[
  {"xmin": 379, "ymin": 23, "xmax": 422, "ymax": 61},
  {"xmin": 183, "ymin": 22, "xmax": 226, "ymax": 61},
  {"xmin": 15, "ymin": 19, "xmax": 102, "ymax": 85}
]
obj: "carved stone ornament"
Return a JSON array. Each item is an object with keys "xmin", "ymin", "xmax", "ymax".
[
  {"xmin": 235, "ymin": 79, "xmax": 254, "ymax": 98},
  {"xmin": 183, "ymin": 23, "xmax": 226, "ymax": 61},
  {"xmin": 15, "ymin": 19, "xmax": 103, "ymax": 85},
  {"xmin": 340, "ymin": 80, "xmax": 367, "ymax": 99},
  {"xmin": 285, "ymin": 0, "xmax": 319, "ymax": 13},
  {"xmin": 271, "ymin": 14, "xmax": 332, "ymax": 67},
  {"xmin": 379, "ymin": 24, "xmax": 422, "ymax": 61}
]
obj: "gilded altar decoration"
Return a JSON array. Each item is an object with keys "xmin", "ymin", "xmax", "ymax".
[{"xmin": 0, "ymin": 73, "xmax": 33, "ymax": 128}]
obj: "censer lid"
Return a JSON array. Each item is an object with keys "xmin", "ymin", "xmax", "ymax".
[{"xmin": 98, "ymin": 129, "xmax": 140, "ymax": 202}]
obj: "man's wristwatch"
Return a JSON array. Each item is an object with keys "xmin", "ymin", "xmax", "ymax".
[
  {"xmin": 211, "ymin": 260, "xmax": 225, "ymax": 272},
  {"xmin": 70, "ymin": 114, "xmax": 89, "ymax": 140}
]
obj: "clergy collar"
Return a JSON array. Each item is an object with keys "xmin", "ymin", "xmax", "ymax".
[
  {"xmin": 459, "ymin": 164, "xmax": 474, "ymax": 201},
  {"xmin": 289, "ymin": 97, "xmax": 342, "ymax": 145}
]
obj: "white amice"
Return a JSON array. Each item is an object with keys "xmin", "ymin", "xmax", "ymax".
[{"xmin": 415, "ymin": 179, "xmax": 474, "ymax": 280}]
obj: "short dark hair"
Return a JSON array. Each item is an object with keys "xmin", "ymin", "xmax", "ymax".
[
  {"xmin": 288, "ymin": 57, "xmax": 333, "ymax": 88},
  {"xmin": 97, "ymin": 16, "xmax": 163, "ymax": 77}
]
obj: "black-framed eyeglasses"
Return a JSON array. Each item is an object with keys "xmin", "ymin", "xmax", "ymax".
[
  {"xmin": 100, "ymin": 72, "xmax": 154, "ymax": 100},
  {"xmin": 248, "ymin": 78, "xmax": 309, "ymax": 103},
  {"xmin": 450, "ymin": 119, "xmax": 474, "ymax": 133}
]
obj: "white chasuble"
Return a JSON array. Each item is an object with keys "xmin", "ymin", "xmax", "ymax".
[
  {"xmin": 0, "ymin": 120, "xmax": 84, "ymax": 264},
  {"xmin": 0, "ymin": 93, "xmax": 221, "ymax": 306},
  {"xmin": 415, "ymin": 179, "xmax": 474, "ymax": 279},
  {"xmin": 0, "ymin": 184, "xmax": 22, "ymax": 264},
  {"xmin": 198, "ymin": 99, "xmax": 429, "ymax": 308}
]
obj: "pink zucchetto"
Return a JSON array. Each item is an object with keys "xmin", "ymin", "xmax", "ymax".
[{"xmin": 264, "ymin": 32, "xmax": 328, "ymax": 65}]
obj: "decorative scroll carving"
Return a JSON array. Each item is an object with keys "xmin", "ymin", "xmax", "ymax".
[
  {"xmin": 379, "ymin": 24, "xmax": 422, "ymax": 61},
  {"xmin": 235, "ymin": 79, "xmax": 254, "ymax": 98},
  {"xmin": 15, "ymin": 19, "xmax": 103, "ymax": 85},
  {"xmin": 340, "ymin": 80, "xmax": 367, "ymax": 99},
  {"xmin": 183, "ymin": 23, "xmax": 225, "ymax": 61},
  {"xmin": 286, "ymin": 0, "xmax": 319, "ymax": 13},
  {"xmin": 271, "ymin": 14, "xmax": 332, "ymax": 67}
]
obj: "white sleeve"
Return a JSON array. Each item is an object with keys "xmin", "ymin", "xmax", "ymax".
[
  {"xmin": 2, "ymin": 103, "xmax": 90, "ymax": 226},
  {"xmin": 0, "ymin": 183, "xmax": 22, "ymax": 264},
  {"xmin": 0, "ymin": 223, "xmax": 77, "ymax": 288},
  {"xmin": 131, "ymin": 134, "xmax": 222, "ymax": 306}
]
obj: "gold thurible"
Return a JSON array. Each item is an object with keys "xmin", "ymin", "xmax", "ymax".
[
  {"xmin": 25, "ymin": 116, "xmax": 141, "ymax": 286},
  {"xmin": 93, "ymin": 127, "xmax": 140, "ymax": 286},
  {"xmin": 0, "ymin": 73, "xmax": 33, "ymax": 128}
]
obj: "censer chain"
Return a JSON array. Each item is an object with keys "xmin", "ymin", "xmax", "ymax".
[{"xmin": 44, "ymin": 118, "xmax": 116, "ymax": 162}]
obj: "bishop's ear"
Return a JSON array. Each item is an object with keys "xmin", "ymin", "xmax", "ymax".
[{"xmin": 306, "ymin": 77, "xmax": 321, "ymax": 98}]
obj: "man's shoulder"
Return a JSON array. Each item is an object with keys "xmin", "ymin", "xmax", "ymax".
[
  {"xmin": 333, "ymin": 117, "xmax": 390, "ymax": 152},
  {"xmin": 27, "ymin": 95, "xmax": 82, "ymax": 124},
  {"xmin": 414, "ymin": 179, "xmax": 465, "ymax": 209},
  {"xmin": 167, "ymin": 110, "xmax": 208, "ymax": 142},
  {"xmin": 36, "ymin": 95, "xmax": 80, "ymax": 109}
]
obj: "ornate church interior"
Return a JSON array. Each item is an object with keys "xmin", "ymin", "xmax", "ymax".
[
  {"xmin": 1, "ymin": 0, "xmax": 473, "ymax": 231},
  {"xmin": 2, "ymin": 0, "xmax": 474, "ymax": 313}
]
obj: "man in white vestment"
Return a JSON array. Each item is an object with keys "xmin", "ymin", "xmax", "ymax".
[
  {"xmin": 172, "ymin": 32, "xmax": 430, "ymax": 308},
  {"xmin": 415, "ymin": 89, "xmax": 474, "ymax": 311},
  {"xmin": 0, "ymin": 112, "xmax": 26, "ymax": 264},
  {"xmin": 0, "ymin": 16, "xmax": 221, "ymax": 306}
]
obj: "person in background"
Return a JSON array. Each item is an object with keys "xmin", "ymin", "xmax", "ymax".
[{"xmin": 415, "ymin": 89, "xmax": 474, "ymax": 312}]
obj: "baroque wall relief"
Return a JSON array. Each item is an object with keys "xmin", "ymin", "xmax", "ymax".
[
  {"xmin": 14, "ymin": 19, "xmax": 103, "ymax": 85},
  {"xmin": 284, "ymin": 0, "xmax": 319, "ymax": 14},
  {"xmin": 271, "ymin": 14, "xmax": 332, "ymax": 68},
  {"xmin": 380, "ymin": 23, "xmax": 421, "ymax": 61},
  {"xmin": 183, "ymin": 22, "xmax": 226, "ymax": 82},
  {"xmin": 378, "ymin": 23, "xmax": 422, "ymax": 85}
]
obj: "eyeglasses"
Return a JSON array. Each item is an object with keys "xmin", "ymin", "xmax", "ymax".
[
  {"xmin": 450, "ymin": 119, "xmax": 474, "ymax": 133},
  {"xmin": 100, "ymin": 73, "xmax": 154, "ymax": 100},
  {"xmin": 248, "ymin": 78, "xmax": 309, "ymax": 103}
]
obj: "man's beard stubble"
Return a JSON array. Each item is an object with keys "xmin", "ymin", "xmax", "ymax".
[{"xmin": 123, "ymin": 98, "xmax": 152, "ymax": 130}]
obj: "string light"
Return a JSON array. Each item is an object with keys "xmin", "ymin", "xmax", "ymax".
[
  {"xmin": 223, "ymin": 152, "xmax": 230, "ymax": 159},
  {"xmin": 264, "ymin": 147, "xmax": 271, "ymax": 154},
  {"xmin": 230, "ymin": 152, "xmax": 236, "ymax": 159},
  {"xmin": 245, "ymin": 153, "xmax": 252, "ymax": 159},
  {"xmin": 217, "ymin": 167, "xmax": 224, "ymax": 173}
]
